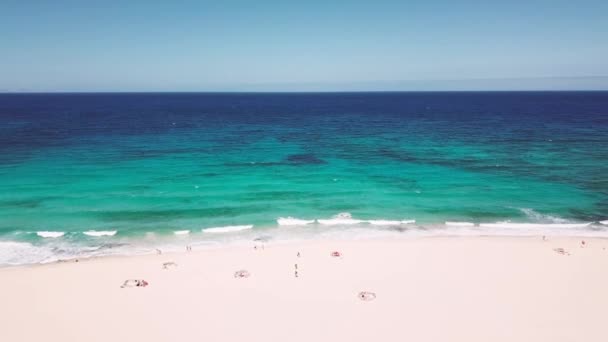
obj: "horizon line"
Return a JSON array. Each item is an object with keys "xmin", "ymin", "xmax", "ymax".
[{"xmin": 3, "ymin": 90, "xmax": 608, "ymax": 94}]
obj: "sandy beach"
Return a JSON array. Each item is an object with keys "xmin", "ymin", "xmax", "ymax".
[{"xmin": 1, "ymin": 236, "xmax": 607, "ymax": 342}]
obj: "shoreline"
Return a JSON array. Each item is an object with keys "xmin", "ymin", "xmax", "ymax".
[
  {"xmin": 3, "ymin": 217, "xmax": 608, "ymax": 267},
  {"xmin": 4, "ymin": 233, "xmax": 608, "ymax": 270},
  {"xmin": 2, "ymin": 236, "xmax": 608, "ymax": 341}
]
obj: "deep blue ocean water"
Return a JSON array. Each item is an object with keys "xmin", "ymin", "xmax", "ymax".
[{"xmin": 1, "ymin": 92, "xmax": 607, "ymax": 264}]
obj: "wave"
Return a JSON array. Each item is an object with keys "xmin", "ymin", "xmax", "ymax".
[
  {"xmin": 368, "ymin": 220, "xmax": 416, "ymax": 226},
  {"xmin": 36, "ymin": 231, "xmax": 65, "ymax": 238},
  {"xmin": 83, "ymin": 230, "xmax": 117, "ymax": 237},
  {"xmin": 445, "ymin": 221, "xmax": 475, "ymax": 227},
  {"xmin": 173, "ymin": 230, "xmax": 190, "ymax": 235},
  {"xmin": 203, "ymin": 225, "xmax": 253, "ymax": 233},
  {"xmin": 277, "ymin": 217, "xmax": 315, "ymax": 226},
  {"xmin": 519, "ymin": 208, "xmax": 569, "ymax": 223},
  {"xmin": 0, "ymin": 241, "xmax": 56, "ymax": 265},
  {"xmin": 600, "ymin": 220, "xmax": 608, "ymax": 225},
  {"xmin": 317, "ymin": 212, "xmax": 364, "ymax": 225},
  {"xmin": 479, "ymin": 222, "xmax": 591, "ymax": 229}
]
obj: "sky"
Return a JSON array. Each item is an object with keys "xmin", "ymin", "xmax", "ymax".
[{"xmin": 1, "ymin": 0, "xmax": 607, "ymax": 91}]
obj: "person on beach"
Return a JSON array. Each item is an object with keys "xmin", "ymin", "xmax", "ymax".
[{"xmin": 121, "ymin": 279, "xmax": 149, "ymax": 288}]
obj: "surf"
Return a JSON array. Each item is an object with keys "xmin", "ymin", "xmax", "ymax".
[
  {"xmin": 317, "ymin": 213, "xmax": 364, "ymax": 225},
  {"xmin": 277, "ymin": 217, "xmax": 315, "ymax": 226},
  {"xmin": 203, "ymin": 225, "xmax": 253, "ymax": 233},
  {"xmin": 83, "ymin": 230, "xmax": 117, "ymax": 237},
  {"xmin": 36, "ymin": 231, "xmax": 65, "ymax": 238}
]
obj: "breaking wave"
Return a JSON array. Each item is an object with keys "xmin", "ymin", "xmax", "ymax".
[
  {"xmin": 83, "ymin": 230, "xmax": 117, "ymax": 237},
  {"xmin": 277, "ymin": 217, "xmax": 315, "ymax": 226},
  {"xmin": 36, "ymin": 231, "xmax": 65, "ymax": 238},
  {"xmin": 317, "ymin": 212, "xmax": 364, "ymax": 225}
]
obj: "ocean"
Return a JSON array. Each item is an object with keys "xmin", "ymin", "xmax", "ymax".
[{"xmin": 1, "ymin": 92, "xmax": 607, "ymax": 265}]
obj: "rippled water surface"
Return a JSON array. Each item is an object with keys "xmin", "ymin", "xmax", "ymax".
[{"xmin": 1, "ymin": 92, "xmax": 607, "ymax": 264}]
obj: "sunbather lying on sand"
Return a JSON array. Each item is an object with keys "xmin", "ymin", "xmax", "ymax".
[
  {"xmin": 162, "ymin": 262, "xmax": 178, "ymax": 269},
  {"xmin": 234, "ymin": 270, "xmax": 250, "ymax": 278},
  {"xmin": 358, "ymin": 291, "xmax": 376, "ymax": 301},
  {"xmin": 120, "ymin": 279, "xmax": 149, "ymax": 288}
]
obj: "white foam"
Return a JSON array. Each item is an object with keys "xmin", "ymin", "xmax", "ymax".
[
  {"xmin": 368, "ymin": 220, "xmax": 401, "ymax": 225},
  {"xmin": 368, "ymin": 220, "xmax": 416, "ymax": 226},
  {"xmin": 0, "ymin": 241, "xmax": 56, "ymax": 265},
  {"xmin": 317, "ymin": 219, "xmax": 363, "ymax": 225},
  {"xmin": 277, "ymin": 217, "xmax": 315, "ymax": 226},
  {"xmin": 600, "ymin": 220, "xmax": 608, "ymax": 225},
  {"xmin": 445, "ymin": 221, "xmax": 475, "ymax": 227},
  {"xmin": 203, "ymin": 225, "xmax": 253, "ymax": 233},
  {"xmin": 317, "ymin": 213, "xmax": 363, "ymax": 225},
  {"xmin": 83, "ymin": 230, "xmax": 117, "ymax": 237},
  {"xmin": 173, "ymin": 230, "xmax": 191, "ymax": 235},
  {"xmin": 479, "ymin": 222, "xmax": 591, "ymax": 229},
  {"xmin": 36, "ymin": 231, "xmax": 65, "ymax": 238},
  {"xmin": 519, "ymin": 208, "xmax": 569, "ymax": 224}
]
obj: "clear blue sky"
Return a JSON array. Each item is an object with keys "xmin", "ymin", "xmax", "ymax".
[{"xmin": 2, "ymin": 0, "xmax": 607, "ymax": 91}]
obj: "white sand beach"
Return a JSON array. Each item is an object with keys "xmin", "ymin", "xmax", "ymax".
[{"xmin": 1, "ymin": 236, "xmax": 608, "ymax": 342}]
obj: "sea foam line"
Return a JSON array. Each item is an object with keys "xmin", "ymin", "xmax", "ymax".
[
  {"xmin": 203, "ymin": 225, "xmax": 253, "ymax": 233},
  {"xmin": 367, "ymin": 220, "xmax": 416, "ymax": 226},
  {"xmin": 479, "ymin": 222, "xmax": 591, "ymax": 229},
  {"xmin": 173, "ymin": 230, "xmax": 191, "ymax": 235},
  {"xmin": 83, "ymin": 230, "xmax": 117, "ymax": 237},
  {"xmin": 36, "ymin": 231, "xmax": 65, "ymax": 238},
  {"xmin": 277, "ymin": 217, "xmax": 315, "ymax": 226}
]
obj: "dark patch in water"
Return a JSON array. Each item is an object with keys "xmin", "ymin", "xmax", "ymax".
[
  {"xmin": 224, "ymin": 154, "xmax": 326, "ymax": 168},
  {"xmin": 377, "ymin": 148, "xmax": 419, "ymax": 163},
  {"xmin": 0, "ymin": 197, "xmax": 57, "ymax": 209},
  {"xmin": 201, "ymin": 172, "xmax": 219, "ymax": 177},
  {"xmin": 224, "ymin": 161, "xmax": 284, "ymax": 167},
  {"xmin": 286, "ymin": 153, "xmax": 326, "ymax": 165}
]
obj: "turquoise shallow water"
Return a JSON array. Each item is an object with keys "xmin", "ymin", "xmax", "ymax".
[{"xmin": 0, "ymin": 92, "xmax": 607, "ymax": 264}]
